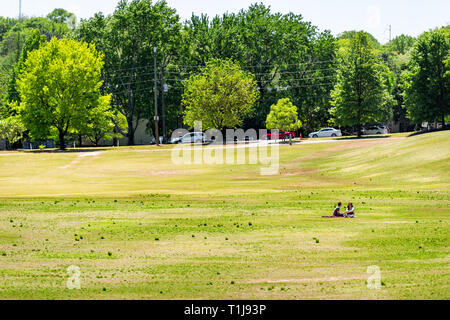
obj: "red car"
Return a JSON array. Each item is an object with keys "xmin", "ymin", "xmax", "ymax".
[{"xmin": 262, "ymin": 131, "xmax": 299, "ymax": 140}]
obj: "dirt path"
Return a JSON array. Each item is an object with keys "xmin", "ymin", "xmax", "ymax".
[{"xmin": 58, "ymin": 151, "xmax": 103, "ymax": 170}]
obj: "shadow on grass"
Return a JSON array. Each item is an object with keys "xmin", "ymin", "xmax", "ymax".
[
  {"xmin": 19, "ymin": 147, "xmax": 109, "ymax": 153},
  {"xmin": 334, "ymin": 135, "xmax": 391, "ymax": 140},
  {"xmin": 408, "ymin": 128, "xmax": 449, "ymax": 137}
]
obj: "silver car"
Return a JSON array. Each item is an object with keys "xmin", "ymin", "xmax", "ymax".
[
  {"xmin": 308, "ymin": 128, "xmax": 342, "ymax": 138},
  {"xmin": 362, "ymin": 125, "xmax": 388, "ymax": 135},
  {"xmin": 171, "ymin": 132, "xmax": 206, "ymax": 144}
]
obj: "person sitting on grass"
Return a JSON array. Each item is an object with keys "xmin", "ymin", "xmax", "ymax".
[
  {"xmin": 344, "ymin": 202, "xmax": 355, "ymax": 218},
  {"xmin": 333, "ymin": 202, "xmax": 344, "ymax": 217}
]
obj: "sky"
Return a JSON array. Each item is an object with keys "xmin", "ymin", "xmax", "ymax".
[{"xmin": 2, "ymin": 0, "xmax": 449, "ymax": 44}]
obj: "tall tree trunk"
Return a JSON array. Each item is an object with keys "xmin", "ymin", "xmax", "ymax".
[
  {"xmin": 127, "ymin": 118, "xmax": 135, "ymax": 146},
  {"xmin": 59, "ymin": 130, "xmax": 66, "ymax": 150},
  {"xmin": 442, "ymin": 113, "xmax": 445, "ymax": 130},
  {"xmin": 357, "ymin": 124, "xmax": 362, "ymax": 138}
]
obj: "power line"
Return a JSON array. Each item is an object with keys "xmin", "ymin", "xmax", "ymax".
[
  {"xmin": 163, "ymin": 74, "xmax": 335, "ymax": 83},
  {"xmin": 0, "ymin": 80, "xmax": 336, "ymax": 97},
  {"xmin": 3, "ymin": 58, "xmax": 337, "ymax": 82},
  {"xmin": 99, "ymin": 58, "xmax": 336, "ymax": 74}
]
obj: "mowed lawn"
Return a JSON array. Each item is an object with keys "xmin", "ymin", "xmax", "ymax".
[{"xmin": 0, "ymin": 131, "xmax": 448, "ymax": 299}]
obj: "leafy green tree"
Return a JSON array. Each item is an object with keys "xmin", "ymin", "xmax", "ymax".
[
  {"xmin": 182, "ymin": 59, "xmax": 259, "ymax": 130},
  {"xmin": 47, "ymin": 8, "xmax": 77, "ymax": 29},
  {"xmin": 4, "ymin": 29, "xmax": 45, "ymax": 111},
  {"xmin": 330, "ymin": 32, "xmax": 393, "ymax": 136},
  {"xmin": 237, "ymin": 5, "xmax": 319, "ymax": 129},
  {"xmin": 77, "ymin": 3, "xmax": 337, "ymax": 136},
  {"xmin": 0, "ymin": 15, "xmax": 73, "ymax": 115},
  {"xmin": 380, "ymin": 42, "xmax": 414, "ymax": 132},
  {"xmin": 2, "ymin": 17, "xmax": 71, "ymax": 48},
  {"xmin": 0, "ymin": 17, "xmax": 16, "ymax": 43},
  {"xmin": 402, "ymin": 28, "xmax": 450, "ymax": 126},
  {"xmin": 338, "ymin": 30, "xmax": 382, "ymax": 50},
  {"xmin": 15, "ymin": 38, "xmax": 111, "ymax": 150},
  {"xmin": 81, "ymin": 108, "xmax": 128, "ymax": 147},
  {"xmin": 181, "ymin": 4, "xmax": 326, "ymax": 130},
  {"xmin": 0, "ymin": 116, "xmax": 25, "ymax": 149},
  {"xmin": 285, "ymin": 30, "xmax": 337, "ymax": 134},
  {"xmin": 266, "ymin": 98, "xmax": 302, "ymax": 144},
  {"xmin": 387, "ymin": 34, "xmax": 416, "ymax": 55},
  {"xmin": 77, "ymin": 0, "xmax": 182, "ymax": 145}
]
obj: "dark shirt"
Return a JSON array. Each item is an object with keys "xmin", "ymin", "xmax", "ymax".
[{"xmin": 333, "ymin": 206, "xmax": 341, "ymax": 216}]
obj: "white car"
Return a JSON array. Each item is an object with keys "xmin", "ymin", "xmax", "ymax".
[
  {"xmin": 308, "ymin": 128, "xmax": 342, "ymax": 138},
  {"xmin": 171, "ymin": 132, "xmax": 206, "ymax": 144},
  {"xmin": 362, "ymin": 125, "xmax": 388, "ymax": 135}
]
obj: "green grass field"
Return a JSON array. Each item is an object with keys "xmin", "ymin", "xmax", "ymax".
[{"xmin": 0, "ymin": 131, "xmax": 448, "ymax": 300}]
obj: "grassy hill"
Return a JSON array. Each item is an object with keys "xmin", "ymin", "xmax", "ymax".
[{"xmin": 0, "ymin": 131, "xmax": 448, "ymax": 299}]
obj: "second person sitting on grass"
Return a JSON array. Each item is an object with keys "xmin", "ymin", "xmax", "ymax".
[{"xmin": 345, "ymin": 202, "xmax": 355, "ymax": 218}]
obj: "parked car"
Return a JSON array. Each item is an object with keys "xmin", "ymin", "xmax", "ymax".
[
  {"xmin": 361, "ymin": 125, "xmax": 389, "ymax": 135},
  {"xmin": 262, "ymin": 131, "xmax": 296, "ymax": 140},
  {"xmin": 171, "ymin": 132, "xmax": 207, "ymax": 144},
  {"xmin": 308, "ymin": 128, "xmax": 342, "ymax": 138}
]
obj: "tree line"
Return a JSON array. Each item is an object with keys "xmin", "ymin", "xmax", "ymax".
[{"xmin": 0, "ymin": 0, "xmax": 448, "ymax": 149}]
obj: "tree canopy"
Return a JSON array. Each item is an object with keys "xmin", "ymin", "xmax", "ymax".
[
  {"xmin": 387, "ymin": 34, "xmax": 416, "ymax": 55},
  {"xmin": 402, "ymin": 27, "xmax": 450, "ymax": 125},
  {"xmin": 182, "ymin": 59, "xmax": 259, "ymax": 130},
  {"xmin": 266, "ymin": 98, "xmax": 302, "ymax": 144},
  {"xmin": 331, "ymin": 31, "xmax": 394, "ymax": 136},
  {"xmin": 47, "ymin": 8, "xmax": 77, "ymax": 28},
  {"xmin": 0, "ymin": 116, "xmax": 24, "ymax": 149},
  {"xmin": 0, "ymin": 1, "xmax": 448, "ymax": 149},
  {"xmin": 77, "ymin": 0, "xmax": 182, "ymax": 145},
  {"xmin": 15, "ymin": 38, "xmax": 111, "ymax": 149}
]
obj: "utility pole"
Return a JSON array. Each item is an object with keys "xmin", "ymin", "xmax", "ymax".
[
  {"xmin": 153, "ymin": 47, "xmax": 160, "ymax": 146},
  {"xmin": 17, "ymin": 0, "xmax": 22, "ymax": 60},
  {"xmin": 389, "ymin": 25, "xmax": 392, "ymax": 42},
  {"xmin": 160, "ymin": 67, "xmax": 167, "ymax": 143}
]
